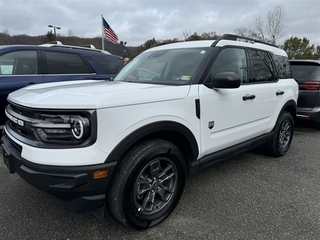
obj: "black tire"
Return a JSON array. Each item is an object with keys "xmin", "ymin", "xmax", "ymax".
[
  {"xmin": 270, "ymin": 111, "xmax": 294, "ymax": 157},
  {"xmin": 107, "ymin": 139, "xmax": 186, "ymax": 230}
]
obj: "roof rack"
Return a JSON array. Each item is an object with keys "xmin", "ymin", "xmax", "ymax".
[
  {"xmin": 44, "ymin": 41, "xmax": 63, "ymax": 45},
  {"xmin": 215, "ymin": 34, "xmax": 278, "ymax": 48},
  {"xmin": 79, "ymin": 44, "xmax": 96, "ymax": 49},
  {"xmin": 39, "ymin": 42, "xmax": 111, "ymax": 54}
]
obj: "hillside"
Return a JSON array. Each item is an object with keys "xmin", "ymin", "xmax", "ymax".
[{"xmin": 0, "ymin": 33, "xmax": 141, "ymax": 58}]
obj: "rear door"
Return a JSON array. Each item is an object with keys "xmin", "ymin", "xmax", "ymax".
[{"xmin": 247, "ymin": 49, "xmax": 284, "ymax": 136}]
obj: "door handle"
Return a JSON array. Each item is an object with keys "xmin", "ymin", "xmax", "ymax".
[
  {"xmin": 276, "ymin": 90, "xmax": 284, "ymax": 96},
  {"xmin": 242, "ymin": 94, "xmax": 256, "ymax": 100}
]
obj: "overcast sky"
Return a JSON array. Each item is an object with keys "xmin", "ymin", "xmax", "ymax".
[{"xmin": 0, "ymin": 0, "xmax": 319, "ymax": 46}]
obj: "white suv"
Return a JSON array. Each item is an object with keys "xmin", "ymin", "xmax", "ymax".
[{"xmin": 1, "ymin": 34, "xmax": 298, "ymax": 229}]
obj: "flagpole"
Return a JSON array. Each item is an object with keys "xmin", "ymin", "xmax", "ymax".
[{"xmin": 101, "ymin": 14, "xmax": 104, "ymax": 50}]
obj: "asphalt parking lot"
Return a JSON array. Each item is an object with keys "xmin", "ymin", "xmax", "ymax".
[{"xmin": 0, "ymin": 123, "xmax": 320, "ymax": 240}]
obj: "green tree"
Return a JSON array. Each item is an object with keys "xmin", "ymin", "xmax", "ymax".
[
  {"xmin": 200, "ymin": 31, "xmax": 220, "ymax": 40},
  {"xmin": 141, "ymin": 38, "xmax": 159, "ymax": 50},
  {"xmin": 314, "ymin": 46, "xmax": 320, "ymax": 59},
  {"xmin": 0, "ymin": 30, "xmax": 11, "ymax": 45},
  {"xmin": 162, "ymin": 38, "xmax": 179, "ymax": 44},
  {"xmin": 283, "ymin": 36, "xmax": 314, "ymax": 59},
  {"xmin": 186, "ymin": 32, "xmax": 202, "ymax": 41},
  {"xmin": 46, "ymin": 30, "xmax": 55, "ymax": 42}
]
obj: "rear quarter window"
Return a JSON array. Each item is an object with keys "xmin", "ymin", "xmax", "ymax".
[
  {"xmin": 91, "ymin": 55, "xmax": 124, "ymax": 74},
  {"xmin": 273, "ymin": 55, "xmax": 291, "ymax": 79}
]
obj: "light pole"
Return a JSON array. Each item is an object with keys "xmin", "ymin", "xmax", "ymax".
[{"xmin": 48, "ymin": 25, "xmax": 61, "ymax": 38}]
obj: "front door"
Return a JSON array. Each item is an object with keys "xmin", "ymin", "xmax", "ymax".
[{"xmin": 199, "ymin": 47, "xmax": 257, "ymax": 157}]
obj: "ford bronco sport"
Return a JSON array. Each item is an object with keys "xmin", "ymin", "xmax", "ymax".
[{"xmin": 1, "ymin": 34, "xmax": 298, "ymax": 229}]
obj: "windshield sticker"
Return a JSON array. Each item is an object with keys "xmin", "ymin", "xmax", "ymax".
[{"xmin": 181, "ymin": 75, "xmax": 190, "ymax": 81}]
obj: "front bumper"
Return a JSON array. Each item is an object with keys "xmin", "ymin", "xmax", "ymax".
[{"xmin": 1, "ymin": 132, "xmax": 117, "ymax": 213}]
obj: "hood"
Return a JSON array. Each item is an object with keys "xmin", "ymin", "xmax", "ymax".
[{"xmin": 8, "ymin": 80, "xmax": 191, "ymax": 109}]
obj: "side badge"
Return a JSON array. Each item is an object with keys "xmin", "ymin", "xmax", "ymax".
[{"xmin": 208, "ymin": 121, "xmax": 214, "ymax": 129}]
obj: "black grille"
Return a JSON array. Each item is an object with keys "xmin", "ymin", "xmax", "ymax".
[
  {"xmin": 7, "ymin": 103, "xmax": 38, "ymax": 141},
  {"xmin": 5, "ymin": 101, "xmax": 97, "ymax": 149},
  {"xmin": 9, "ymin": 103, "xmax": 35, "ymax": 119}
]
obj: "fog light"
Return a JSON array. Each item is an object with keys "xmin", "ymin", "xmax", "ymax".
[{"xmin": 93, "ymin": 170, "xmax": 109, "ymax": 179}]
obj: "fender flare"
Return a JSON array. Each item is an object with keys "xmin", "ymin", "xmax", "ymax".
[
  {"xmin": 278, "ymin": 99, "xmax": 297, "ymax": 119},
  {"xmin": 105, "ymin": 121, "xmax": 199, "ymax": 165},
  {"xmin": 272, "ymin": 99, "xmax": 297, "ymax": 132}
]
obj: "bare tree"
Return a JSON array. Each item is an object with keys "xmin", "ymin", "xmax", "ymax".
[
  {"xmin": 234, "ymin": 4, "xmax": 286, "ymax": 45},
  {"xmin": 181, "ymin": 29, "xmax": 191, "ymax": 41},
  {"xmin": 266, "ymin": 5, "xmax": 286, "ymax": 44},
  {"xmin": 67, "ymin": 29, "xmax": 74, "ymax": 37},
  {"xmin": 251, "ymin": 16, "xmax": 265, "ymax": 40}
]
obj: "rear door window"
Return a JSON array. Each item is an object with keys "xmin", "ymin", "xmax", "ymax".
[
  {"xmin": 44, "ymin": 51, "xmax": 94, "ymax": 74},
  {"xmin": 248, "ymin": 49, "xmax": 276, "ymax": 82}
]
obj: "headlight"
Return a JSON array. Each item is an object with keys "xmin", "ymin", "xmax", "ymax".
[
  {"xmin": 30, "ymin": 114, "xmax": 91, "ymax": 145},
  {"xmin": 71, "ymin": 116, "xmax": 84, "ymax": 139}
]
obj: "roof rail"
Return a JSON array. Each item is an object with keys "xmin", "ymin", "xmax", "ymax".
[
  {"xmin": 39, "ymin": 43, "xmax": 111, "ymax": 54},
  {"xmin": 42, "ymin": 41, "xmax": 63, "ymax": 45},
  {"xmin": 79, "ymin": 44, "xmax": 96, "ymax": 49},
  {"xmin": 214, "ymin": 34, "xmax": 278, "ymax": 48}
]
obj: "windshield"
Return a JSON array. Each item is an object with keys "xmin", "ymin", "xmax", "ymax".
[{"xmin": 113, "ymin": 48, "xmax": 209, "ymax": 84}]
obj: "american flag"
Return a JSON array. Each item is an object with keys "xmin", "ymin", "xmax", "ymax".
[{"xmin": 102, "ymin": 18, "xmax": 118, "ymax": 43}]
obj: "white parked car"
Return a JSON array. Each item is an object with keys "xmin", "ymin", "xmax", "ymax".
[{"xmin": 1, "ymin": 34, "xmax": 298, "ymax": 229}]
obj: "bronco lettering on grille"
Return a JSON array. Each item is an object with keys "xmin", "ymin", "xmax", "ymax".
[{"xmin": 5, "ymin": 110, "xmax": 24, "ymax": 127}]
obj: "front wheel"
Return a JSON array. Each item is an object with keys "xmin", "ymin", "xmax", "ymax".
[
  {"xmin": 270, "ymin": 111, "xmax": 294, "ymax": 157},
  {"xmin": 107, "ymin": 139, "xmax": 186, "ymax": 229}
]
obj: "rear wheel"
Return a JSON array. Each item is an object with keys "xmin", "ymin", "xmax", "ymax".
[
  {"xmin": 107, "ymin": 139, "xmax": 186, "ymax": 229},
  {"xmin": 270, "ymin": 111, "xmax": 294, "ymax": 157}
]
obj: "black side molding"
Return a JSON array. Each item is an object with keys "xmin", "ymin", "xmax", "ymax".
[
  {"xmin": 190, "ymin": 132, "xmax": 274, "ymax": 174},
  {"xmin": 195, "ymin": 99, "xmax": 200, "ymax": 119}
]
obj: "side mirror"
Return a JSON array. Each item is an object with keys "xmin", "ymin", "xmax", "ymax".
[{"xmin": 208, "ymin": 72, "xmax": 241, "ymax": 89}]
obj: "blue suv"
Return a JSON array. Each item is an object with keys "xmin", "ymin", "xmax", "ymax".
[{"xmin": 0, "ymin": 43, "xmax": 124, "ymax": 128}]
